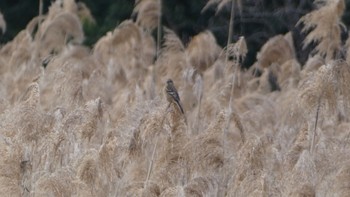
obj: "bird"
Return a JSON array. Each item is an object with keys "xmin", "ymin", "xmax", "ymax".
[{"xmin": 165, "ymin": 79, "xmax": 184, "ymax": 114}]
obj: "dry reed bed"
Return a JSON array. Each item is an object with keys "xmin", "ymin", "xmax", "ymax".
[{"xmin": 0, "ymin": 0, "xmax": 349, "ymax": 196}]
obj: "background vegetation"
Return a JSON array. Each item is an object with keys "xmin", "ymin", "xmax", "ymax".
[{"xmin": 2, "ymin": 0, "xmax": 346, "ymax": 67}]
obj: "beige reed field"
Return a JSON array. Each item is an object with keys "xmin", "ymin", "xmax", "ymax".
[{"xmin": 0, "ymin": 0, "xmax": 349, "ymax": 196}]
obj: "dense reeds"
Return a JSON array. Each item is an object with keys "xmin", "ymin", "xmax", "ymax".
[{"xmin": 0, "ymin": 0, "xmax": 349, "ymax": 196}]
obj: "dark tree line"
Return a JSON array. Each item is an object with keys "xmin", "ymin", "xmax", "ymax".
[{"xmin": 1, "ymin": 0, "xmax": 350, "ymax": 67}]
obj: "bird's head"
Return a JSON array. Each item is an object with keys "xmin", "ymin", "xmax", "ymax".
[{"xmin": 167, "ymin": 79, "xmax": 173, "ymax": 85}]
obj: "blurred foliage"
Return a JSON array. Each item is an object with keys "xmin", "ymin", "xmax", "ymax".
[
  {"xmin": 0, "ymin": 0, "xmax": 44, "ymax": 43},
  {"xmin": 82, "ymin": 0, "xmax": 134, "ymax": 46},
  {"xmin": 1, "ymin": 0, "xmax": 350, "ymax": 66}
]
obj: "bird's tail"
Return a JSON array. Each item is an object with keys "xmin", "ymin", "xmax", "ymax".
[{"xmin": 175, "ymin": 101, "xmax": 184, "ymax": 114}]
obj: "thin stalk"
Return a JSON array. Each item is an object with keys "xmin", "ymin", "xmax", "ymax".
[
  {"xmin": 34, "ymin": 0, "xmax": 44, "ymax": 62},
  {"xmin": 38, "ymin": 0, "xmax": 44, "ymax": 31},
  {"xmin": 223, "ymin": 0, "xmax": 236, "ymax": 163},
  {"xmin": 222, "ymin": 74, "xmax": 235, "ymax": 157},
  {"xmin": 151, "ymin": 0, "xmax": 162, "ymax": 99},
  {"xmin": 195, "ymin": 94, "xmax": 202, "ymax": 134},
  {"xmin": 39, "ymin": 0, "xmax": 43, "ymax": 19},
  {"xmin": 156, "ymin": 0, "xmax": 162, "ymax": 59},
  {"xmin": 310, "ymin": 96, "xmax": 322, "ymax": 153},
  {"xmin": 145, "ymin": 137, "xmax": 158, "ymax": 187},
  {"xmin": 225, "ymin": 0, "xmax": 235, "ymax": 65}
]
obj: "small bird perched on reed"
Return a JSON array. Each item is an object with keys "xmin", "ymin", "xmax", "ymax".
[{"xmin": 165, "ymin": 79, "xmax": 184, "ymax": 114}]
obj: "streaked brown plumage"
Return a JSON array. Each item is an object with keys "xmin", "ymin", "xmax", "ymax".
[{"xmin": 165, "ymin": 79, "xmax": 184, "ymax": 114}]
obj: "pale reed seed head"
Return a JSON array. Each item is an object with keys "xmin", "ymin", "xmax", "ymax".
[
  {"xmin": 278, "ymin": 59, "xmax": 301, "ymax": 90},
  {"xmin": 134, "ymin": 0, "xmax": 160, "ymax": 31},
  {"xmin": 156, "ymin": 28, "xmax": 188, "ymax": 85},
  {"xmin": 331, "ymin": 163, "xmax": 350, "ymax": 195},
  {"xmin": 333, "ymin": 61, "xmax": 350, "ymax": 112},
  {"xmin": 35, "ymin": 170, "xmax": 74, "ymax": 197},
  {"xmin": 298, "ymin": 0, "xmax": 345, "ymax": 60},
  {"xmin": 288, "ymin": 184, "xmax": 315, "ymax": 197},
  {"xmin": 256, "ymin": 34, "xmax": 294, "ymax": 69},
  {"xmin": 39, "ymin": 12, "xmax": 84, "ymax": 58},
  {"xmin": 162, "ymin": 28, "xmax": 185, "ymax": 53},
  {"xmin": 77, "ymin": 155, "xmax": 98, "ymax": 187},
  {"xmin": 298, "ymin": 63, "xmax": 337, "ymax": 119},
  {"xmin": 187, "ymin": 31, "xmax": 221, "ymax": 73},
  {"xmin": 160, "ymin": 186, "xmax": 185, "ymax": 197},
  {"xmin": 184, "ymin": 176, "xmax": 218, "ymax": 196},
  {"xmin": 19, "ymin": 82, "xmax": 40, "ymax": 107},
  {"xmin": 226, "ymin": 36, "xmax": 248, "ymax": 63}
]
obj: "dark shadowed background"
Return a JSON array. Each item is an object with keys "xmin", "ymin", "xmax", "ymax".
[{"xmin": 1, "ymin": 0, "xmax": 350, "ymax": 67}]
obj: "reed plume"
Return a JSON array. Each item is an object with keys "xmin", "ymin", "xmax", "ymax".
[
  {"xmin": 299, "ymin": 64, "xmax": 337, "ymax": 153},
  {"xmin": 0, "ymin": 1, "xmax": 349, "ymax": 196},
  {"xmin": 256, "ymin": 34, "xmax": 295, "ymax": 69},
  {"xmin": 297, "ymin": 0, "xmax": 345, "ymax": 61},
  {"xmin": 156, "ymin": 28, "xmax": 188, "ymax": 84},
  {"xmin": 133, "ymin": 0, "xmax": 160, "ymax": 32},
  {"xmin": 186, "ymin": 31, "xmax": 221, "ymax": 74}
]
